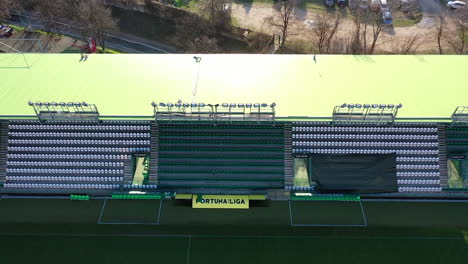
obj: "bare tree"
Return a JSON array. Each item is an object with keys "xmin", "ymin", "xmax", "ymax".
[
  {"xmin": 368, "ymin": 11, "xmax": 384, "ymax": 54},
  {"xmin": 198, "ymin": 0, "xmax": 232, "ymax": 36},
  {"xmin": 76, "ymin": 0, "xmax": 118, "ymax": 52},
  {"xmin": 0, "ymin": 0, "xmax": 22, "ymax": 22},
  {"xmin": 435, "ymin": 15, "xmax": 444, "ymax": 55},
  {"xmin": 392, "ymin": 35, "xmax": 420, "ymax": 54},
  {"xmin": 34, "ymin": 0, "xmax": 67, "ymax": 34},
  {"xmin": 265, "ymin": 0, "xmax": 296, "ymax": 48},
  {"xmin": 186, "ymin": 35, "xmax": 221, "ymax": 53},
  {"xmin": 312, "ymin": 12, "xmax": 341, "ymax": 54},
  {"xmin": 445, "ymin": 16, "xmax": 466, "ymax": 55}
]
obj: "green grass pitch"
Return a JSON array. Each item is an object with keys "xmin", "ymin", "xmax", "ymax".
[
  {"xmin": 2, "ymin": 54, "xmax": 468, "ymax": 119},
  {"xmin": 0, "ymin": 199, "xmax": 467, "ymax": 263}
]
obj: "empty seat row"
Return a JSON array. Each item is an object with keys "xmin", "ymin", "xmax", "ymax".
[
  {"xmin": 8, "ymin": 139, "xmax": 150, "ymax": 145},
  {"xmin": 293, "ymin": 149, "xmax": 439, "ymax": 155},
  {"xmin": 7, "ymin": 146, "xmax": 150, "ymax": 153},
  {"xmin": 7, "ymin": 161, "xmax": 124, "ymax": 167},
  {"xmin": 9, "ymin": 124, "xmax": 150, "ymax": 131},
  {"xmin": 397, "ymin": 171, "xmax": 440, "ymax": 177},
  {"xmin": 292, "ymin": 126, "xmax": 437, "ymax": 133},
  {"xmin": 123, "ymin": 184, "xmax": 158, "ymax": 189},
  {"xmin": 7, "ymin": 176, "xmax": 123, "ymax": 182},
  {"xmin": 292, "ymin": 141, "xmax": 438, "ymax": 147},
  {"xmin": 396, "ymin": 157, "xmax": 439, "ymax": 163},
  {"xmin": 9, "ymin": 132, "xmax": 151, "ymax": 138},
  {"xmin": 396, "ymin": 164, "xmax": 439, "ymax": 170},
  {"xmin": 397, "ymin": 179, "xmax": 440, "ymax": 185},
  {"xmin": 4, "ymin": 183, "xmax": 119, "ymax": 189},
  {"xmin": 293, "ymin": 134, "xmax": 438, "ymax": 140},
  {"xmin": 7, "ymin": 154, "xmax": 131, "ymax": 160},
  {"xmin": 398, "ymin": 187, "xmax": 442, "ymax": 192},
  {"xmin": 7, "ymin": 168, "xmax": 123, "ymax": 174}
]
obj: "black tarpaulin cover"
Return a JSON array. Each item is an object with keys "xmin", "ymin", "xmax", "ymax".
[{"xmin": 310, "ymin": 154, "xmax": 398, "ymax": 193}]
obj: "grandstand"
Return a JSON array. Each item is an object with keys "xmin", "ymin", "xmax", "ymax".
[{"xmin": 1, "ymin": 54, "xmax": 468, "ymax": 200}]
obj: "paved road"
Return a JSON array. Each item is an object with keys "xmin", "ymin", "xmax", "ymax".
[
  {"xmin": 417, "ymin": 0, "xmax": 445, "ymax": 28},
  {"xmin": 7, "ymin": 14, "xmax": 176, "ymax": 54}
]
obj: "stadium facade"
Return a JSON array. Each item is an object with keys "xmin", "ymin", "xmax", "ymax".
[{"xmin": 1, "ymin": 54, "xmax": 468, "ymax": 201}]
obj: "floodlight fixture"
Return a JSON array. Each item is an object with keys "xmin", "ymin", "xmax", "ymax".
[
  {"xmin": 230, "ymin": 103, "xmax": 236, "ymax": 108},
  {"xmin": 387, "ymin": 104, "xmax": 395, "ymax": 108},
  {"xmin": 74, "ymin": 102, "xmax": 81, "ymax": 107},
  {"xmin": 363, "ymin": 104, "xmax": 370, "ymax": 108},
  {"xmin": 397, "ymin": 104, "xmax": 403, "ymax": 108},
  {"xmin": 379, "ymin": 104, "xmax": 386, "ymax": 108},
  {"xmin": 67, "ymin": 102, "xmax": 74, "ymax": 107},
  {"xmin": 198, "ymin": 103, "xmax": 205, "ymax": 107},
  {"xmin": 355, "ymin": 104, "xmax": 362, "ymax": 108},
  {"xmin": 271, "ymin": 102, "xmax": 276, "ymax": 108},
  {"xmin": 254, "ymin": 103, "xmax": 260, "ymax": 108},
  {"xmin": 183, "ymin": 103, "xmax": 190, "ymax": 108},
  {"xmin": 341, "ymin": 103, "xmax": 347, "ymax": 108},
  {"xmin": 175, "ymin": 103, "xmax": 182, "ymax": 107},
  {"xmin": 261, "ymin": 103, "xmax": 268, "ymax": 108},
  {"xmin": 45, "ymin": 102, "xmax": 51, "ymax": 106},
  {"xmin": 82, "ymin": 102, "xmax": 88, "ymax": 106},
  {"xmin": 167, "ymin": 103, "xmax": 174, "ymax": 107},
  {"xmin": 193, "ymin": 56, "xmax": 202, "ymax": 63},
  {"xmin": 159, "ymin": 102, "xmax": 166, "ymax": 107},
  {"xmin": 52, "ymin": 102, "xmax": 58, "ymax": 106},
  {"xmin": 347, "ymin": 103, "xmax": 355, "ymax": 108},
  {"xmin": 222, "ymin": 103, "xmax": 228, "ymax": 108},
  {"xmin": 371, "ymin": 104, "xmax": 379, "ymax": 108},
  {"xmin": 191, "ymin": 103, "xmax": 197, "ymax": 107},
  {"xmin": 246, "ymin": 103, "xmax": 253, "ymax": 108},
  {"xmin": 59, "ymin": 102, "xmax": 66, "ymax": 107},
  {"xmin": 238, "ymin": 103, "xmax": 245, "ymax": 108},
  {"xmin": 151, "ymin": 102, "xmax": 157, "ymax": 107},
  {"xmin": 28, "ymin": 101, "xmax": 34, "ymax": 106}
]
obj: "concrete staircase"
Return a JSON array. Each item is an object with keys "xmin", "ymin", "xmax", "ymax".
[
  {"xmin": 438, "ymin": 124, "xmax": 448, "ymax": 187},
  {"xmin": 0, "ymin": 121, "xmax": 9, "ymax": 185},
  {"xmin": 283, "ymin": 123, "xmax": 294, "ymax": 188},
  {"xmin": 147, "ymin": 122, "xmax": 159, "ymax": 186}
]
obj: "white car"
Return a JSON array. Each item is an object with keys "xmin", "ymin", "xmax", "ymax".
[
  {"xmin": 447, "ymin": 1, "xmax": 466, "ymax": 8},
  {"xmin": 304, "ymin": 19, "xmax": 317, "ymax": 29},
  {"xmin": 359, "ymin": 0, "xmax": 369, "ymax": 9}
]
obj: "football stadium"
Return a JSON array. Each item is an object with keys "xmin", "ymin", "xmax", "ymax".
[{"xmin": 1, "ymin": 54, "xmax": 468, "ymax": 263}]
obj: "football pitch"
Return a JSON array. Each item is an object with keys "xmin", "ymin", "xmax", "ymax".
[
  {"xmin": 0, "ymin": 199, "xmax": 467, "ymax": 264},
  {"xmin": 2, "ymin": 54, "xmax": 468, "ymax": 119}
]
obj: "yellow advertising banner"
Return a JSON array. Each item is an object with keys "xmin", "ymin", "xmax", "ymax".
[{"xmin": 192, "ymin": 195, "xmax": 249, "ymax": 209}]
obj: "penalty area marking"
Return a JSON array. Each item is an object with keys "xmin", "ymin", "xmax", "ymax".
[
  {"xmin": 289, "ymin": 199, "xmax": 368, "ymax": 227},
  {"xmin": 98, "ymin": 198, "xmax": 163, "ymax": 225}
]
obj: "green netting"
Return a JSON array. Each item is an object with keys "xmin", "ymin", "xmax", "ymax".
[
  {"xmin": 111, "ymin": 194, "xmax": 162, "ymax": 200},
  {"xmin": 70, "ymin": 194, "xmax": 90, "ymax": 200},
  {"xmin": 290, "ymin": 193, "xmax": 361, "ymax": 201}
]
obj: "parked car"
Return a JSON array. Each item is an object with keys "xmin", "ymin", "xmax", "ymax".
[
  {"xmin": 0, "ymin": 24, "xmax": 13, "ymax": 38},
  {"xmin": 325, "ymin": 0, "xmax": 335, "ymax": 7},
  {"xmin": 371, "ymin": 0, "xmax": 381, "ymax": 10},
  {"xmin": 337, "ymin": 0, "xmax": 347, "ymax": 7},
  {"xmin": 381, "ymin": 8, "xmax": 393, "ymax": 24},
  {"xmin": 401, "ymin": 0, "xmax": 410, "ymax": 12},
  {"xmin": 447, "ymin": 1, "xmax": 466, "ymax": 8},
  {"xmin": 359, "ymin": 0, "xmax": 369, "ymax": 9}
]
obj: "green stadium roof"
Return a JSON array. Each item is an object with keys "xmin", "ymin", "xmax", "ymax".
[{"xmin": 1, "ymin": 54, "xmax": 467, "ymax": 119}]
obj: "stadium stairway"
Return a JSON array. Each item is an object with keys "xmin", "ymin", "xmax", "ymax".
[
  {"xmin": 437, "ymin": 124, "xmax": 448, "ymax": 187},
  {"xmin": 147, "ymin": 123, "xmax": 159, "ymax": 186},
  {"xmin": 292, "ymin": 122, "xmax": 442, "ymax": 193},
  {"xmin": 3, "ymin": 120, "xmax": 151, "ymax": 194},
  {"xmin": 157, "ymin": 122, "xmax": 285, "ymax": 192},
  {"xmin": 0, "ymin": 120, "xmax": 9, "ymax": 185},
  {"xmin": 283, "ymin": 123, "xmax": 294, "ymax": 188}
]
